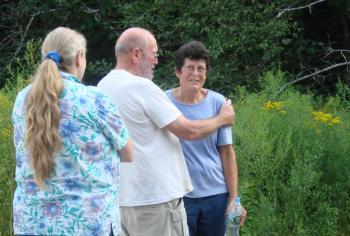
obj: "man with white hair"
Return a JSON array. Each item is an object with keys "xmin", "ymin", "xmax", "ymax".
[{"xmin": 98, "ymin": 27, "xmax": 235, "ymax": 236}]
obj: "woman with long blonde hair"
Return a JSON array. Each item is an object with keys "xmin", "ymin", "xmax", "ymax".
[{"xmin": 12, "ymin": 26, "xmax": 132, "ymax": 236}]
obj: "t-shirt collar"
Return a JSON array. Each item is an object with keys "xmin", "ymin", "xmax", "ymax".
[{"xmin": 60, "ymin": 71, "xmax": 82, "ymax": 84}]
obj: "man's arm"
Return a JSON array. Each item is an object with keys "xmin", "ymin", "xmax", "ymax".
[
  {"xmin": 118, "ymin": 139, "xmax": 133, "ymax": 162},
  {"xmin": 165, "ymin": 100, "xmax": 235, "ymax": 140},
  {"xmin": 220, "ymin": 145, "xmax": 247, "ymax": 225}
]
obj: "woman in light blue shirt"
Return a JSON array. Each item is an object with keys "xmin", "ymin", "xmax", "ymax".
[
  {"xmin": 166, "ymin": 41, "xmax": 246, "ymax": 236},
  {"xmin": 12, "ymin": 27, "xmax": 132, "ymax": 236}
]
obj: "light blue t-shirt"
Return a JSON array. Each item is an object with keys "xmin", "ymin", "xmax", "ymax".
[{"xmin": 165, "ymin": 89, "xmax": 233, "ymax": 198}]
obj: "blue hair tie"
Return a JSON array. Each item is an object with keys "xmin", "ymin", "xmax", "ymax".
[{"xmin": 45, "ymin": 51, "xmax": 61, "ymax": 65}]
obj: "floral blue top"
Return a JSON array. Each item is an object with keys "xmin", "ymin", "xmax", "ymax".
[{"xmin": 12, "ymin": 72, "xmax": 129, "ymax": 236}]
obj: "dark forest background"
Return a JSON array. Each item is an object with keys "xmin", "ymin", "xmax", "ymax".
[{"xmin": 1, "ymin": 0, "xmax": 350, "ymax": 95}]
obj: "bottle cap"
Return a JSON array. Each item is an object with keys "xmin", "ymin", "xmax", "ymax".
[{"xmin": 235, "ymin": 196, "xmax": 241, "ymax": 205}]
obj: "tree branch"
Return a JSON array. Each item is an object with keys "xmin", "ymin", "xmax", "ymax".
[
  {"xmin": 322, "ymin": 40, "xmax": 350, "ymax": 72},
  {"xmin": 9, "ymin": 13, "xmax": 37, "ymax": 64},
  {"xmin": 277, "ymin": 61, "xmax": 350, "ymax": 95},
  {"xmin": 3, "ymin": 8, "xmax": 64, "ymax": 68},
  {"xmin": 277, "ymin": 0, "xmax": 326, "ymax": 18}
]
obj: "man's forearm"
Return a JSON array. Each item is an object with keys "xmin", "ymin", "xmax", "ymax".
[
  {"xmin": 166, "ymin": 100, "xmax": 234, "ymax": 140},
  {"xmin": 166, "ymin": 115, "xmax": 231, "ymax": 140},
  {"xmin": 187, "ymin": 115, "xmax": 229, "ymax": 140}
]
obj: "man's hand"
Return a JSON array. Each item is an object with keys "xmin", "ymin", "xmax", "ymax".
[
  {"xmin": 226, "ymin": 198, "xmax": 247, "ymax": 226},
  {"xmin": 219, "ymin": 99, "xmax": 235, "ymax": 126}
]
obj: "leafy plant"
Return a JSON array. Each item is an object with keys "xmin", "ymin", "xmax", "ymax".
[{"xmin": 235, "ymin": 70, "xmax": 349, "ymax": 235}]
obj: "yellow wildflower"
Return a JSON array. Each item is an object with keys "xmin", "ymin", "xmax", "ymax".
[
  {"xmin": 312, "ymin": 111, "xmax": 341, "ymax": 126},
  {"xmin": 330, "ymin": 117, "xmax": 341, "ymax": 125},
  {"xmin": 263, "ymin": 101, "xmax": 285, "ymax": 112},
  {"xmin": 263, "ymin": 101, "xmax": 274, "ymax": 110},
  {"xmin": 273, "ymin": 101, "xmax": 283, "ymax": 110}
]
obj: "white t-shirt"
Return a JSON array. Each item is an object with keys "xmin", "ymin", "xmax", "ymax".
[{"xmin": 97, "ymin": 69, "xmax": 193, "ymax": 206}]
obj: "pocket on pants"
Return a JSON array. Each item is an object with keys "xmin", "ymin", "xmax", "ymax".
[{"xmin": 171, "ymin": 204, "xmax": 189, "ymax": 236}]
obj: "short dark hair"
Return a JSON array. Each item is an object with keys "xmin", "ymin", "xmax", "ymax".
[{"xmin": 175, "ymin": 41, "xmax": 210, "ymax": 72}]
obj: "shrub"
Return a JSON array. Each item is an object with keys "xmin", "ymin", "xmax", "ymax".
[
  {"xmin": 234, "ymin": 70, "xmax": 349, "ymax": 235},
  {"xmin": 0, "ymin": 41, "xmax": 38, "ymax": 236},
  {"xmin": 0, "ymin": 90, "xmax": 15, "ymax": 236}
]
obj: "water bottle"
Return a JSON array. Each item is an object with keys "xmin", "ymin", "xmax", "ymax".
[{"xmin": 226, "ymin": 197, "xmax": 243, "ymax": 236}]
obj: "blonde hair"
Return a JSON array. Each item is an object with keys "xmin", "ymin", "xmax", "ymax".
[{"xmin": 25, "ymin": 27, "xmax": 86, "ymax": 187}]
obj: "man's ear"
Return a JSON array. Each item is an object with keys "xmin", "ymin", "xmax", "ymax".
[{"xmin": 131, "ymin": 48, "xmax": 142, "ymax": 64}]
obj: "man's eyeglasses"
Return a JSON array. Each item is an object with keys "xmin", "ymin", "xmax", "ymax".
[{"xmin": 135, "ymin": 48, "xmax": 159, "ymax": 58}]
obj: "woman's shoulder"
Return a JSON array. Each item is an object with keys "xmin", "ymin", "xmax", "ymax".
[
  {"xmin": 63, "ymin": 79, "xmax": 101, "ymax": 96},
  {"xmin": 13, "ymin": 85, "xmax": 31, "ymax": 106},
  {"xmin": 17, "ymin": 85, "xmax": 32, "ymax": 96},
  {"xmin": 207, "ymin": 89, "xmax": 226, "ymax": 102},
  {"xmin": 164, "ymin": 88, "xmax": 174, "ymax": 97},
  {"xmin": 61, "ymin": 81, "xmax": 107, "ymax": 107}
]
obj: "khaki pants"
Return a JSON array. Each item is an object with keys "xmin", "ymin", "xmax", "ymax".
[{"xmin": 121, "ymin": 198, "xmax": 189, "ymax": 236}]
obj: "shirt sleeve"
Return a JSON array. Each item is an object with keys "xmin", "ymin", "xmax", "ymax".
[
  {"xmin": 217, "ymin": 126, "xmax": 233, "ymax": 146},
  {"xmin": 95, "ymin": 91, "xmax": 130, "ymax": 150},
  {"xmin": 144, "ymin": 84, "xmax": 182, "ymax": 128},
  {"xmin": 215, "ymin": 92, "xmax": 233, "ymax": 146}
]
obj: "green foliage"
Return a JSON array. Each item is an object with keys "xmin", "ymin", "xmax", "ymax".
[
  {"xmin": 85, "ymin": 59, "xmax": 113, "ymax": 85},
  {"xmin": 334, "ymin": 81, "xmax": 350, "ymax": 111},
  {"xmin": 234, "ymin": 70, "xmax": 350, "ymax": 235},
  {"xmin": 0, "ymin": 91, "xmax": 15, "ymax": 236},
  {"xmin": 3, "ymin": 40, "xmax": 40, "ymax": 95},
  {"xmin": 1, "ymin": 0, "xmax": 322, "ymax": 92},
  {"xmin": 0, "ymin": 52, "xmax": 36, "ymax": 233},
  {"xmin": 0, "ymin": 41, "xmax": 40, "ymax": 236},
  {"xmin": 113, "ymin": 0, "xmax": 303, "ymax": 93}
]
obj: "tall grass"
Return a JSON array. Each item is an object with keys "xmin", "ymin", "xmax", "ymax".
[
  {"xmin": 0, "ymin": 44, "xmax": 349, "ymax": 235},
  {"xmin": 233, "ymin": 71, "xmax": 350, "ymax": 235},
  {"xmin": 0, "ymin": 90, "xmax": 15, "ymax": 236},
  {"xmin": 0, "ymin": 41, "xmax": 37, "ymax": 236}
]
